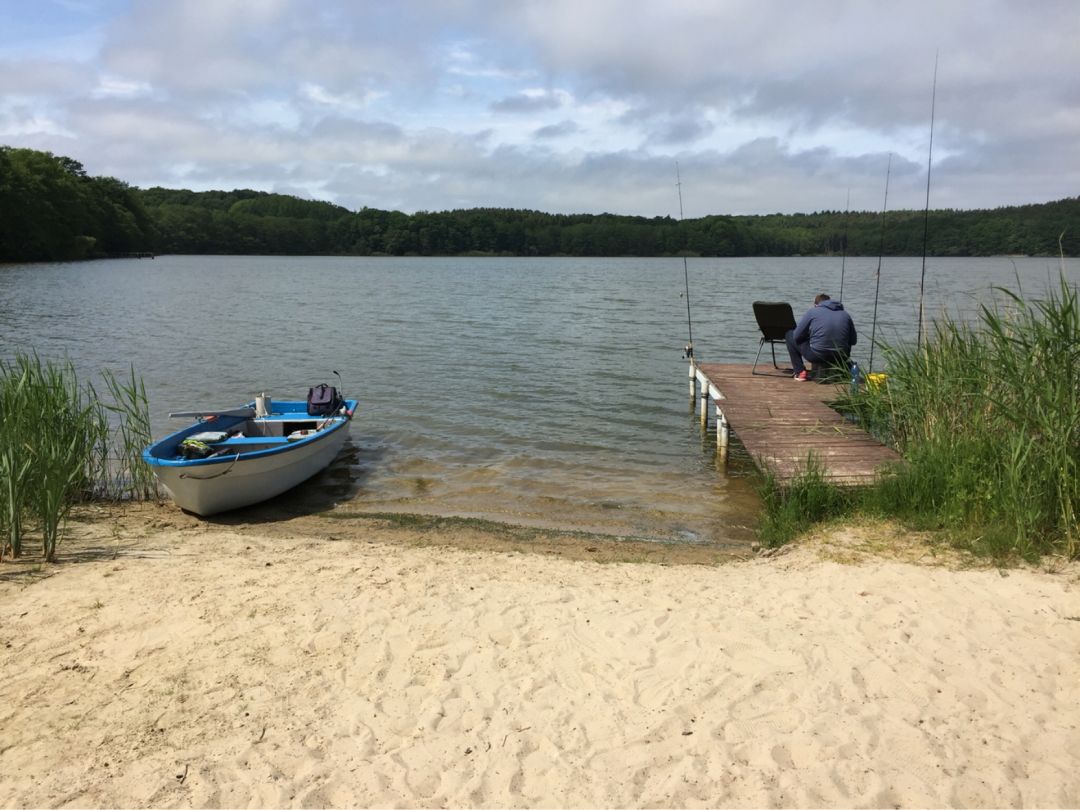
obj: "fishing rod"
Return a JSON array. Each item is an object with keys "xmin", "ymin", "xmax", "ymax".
[
  {"xmin": 917, "ymin": 52, "xmax": 939, "ymax": 351},
  {"xmin": 839, "ymin": 188, "xmax": 850, "ymax": 302},
  {"xmin": 868, "ymin": 153, "xmax": 892, "ymax": 373},
  {"xmin": 676, "ymin": 161, "xmax": 694, "ymax": 359}
]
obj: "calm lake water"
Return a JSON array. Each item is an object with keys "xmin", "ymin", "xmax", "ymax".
[{"xmin": 1, "ymin": 255, "xmax": 1074, "ymax": 546}]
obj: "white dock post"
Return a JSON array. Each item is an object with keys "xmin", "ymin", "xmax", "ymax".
[
  {"xmin": 704, "ymin": 382, "xmax": 722, "ymax": 433},
  {"xmin": 689, "ymin": 360, "xmax": 697, "ymax": 402},
  {"xmin": 716, "ymin": 404, "xmax": 729, "ymax": 462}
]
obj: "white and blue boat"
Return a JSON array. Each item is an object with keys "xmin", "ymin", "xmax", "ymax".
[{"xmin": 143, "ymin": 392, "xmax": 357, "ymax": 516}]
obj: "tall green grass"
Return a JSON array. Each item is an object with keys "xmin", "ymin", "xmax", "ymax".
[
  {"xmin": 775, "ymin": 273, "xmax": 1079, "ymax": 560},
  {"xmin": 0, "ymin": 354, "xmax": 154, "ymax": 561},
  {"xmin": 757, "ymin": 455, "xmax": 854, "ymax": 548},
  {"xmin": 99, "ymin": 366, "xmax": 157, "ymax": 501}
]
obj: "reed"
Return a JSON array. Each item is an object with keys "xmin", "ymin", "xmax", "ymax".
[
  {"xmin": 757, "ymin": 455, "xmax": 854, "ymax": 547},
  {"xmin": 825, "ymin": 273, "xmax": 1080, "ymax": 560},
  {"xmin": 100, "ymin": 366, "xmax": 156, "ymax": 501},
  {"xmin": 0, "ymin": 354, "xmax": 154, "ymax": 561},
  {"xmin": 0, "ymin": 369, "xmax": 34, "ymax": 559}
]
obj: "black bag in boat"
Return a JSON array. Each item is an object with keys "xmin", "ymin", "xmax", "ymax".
[{"xmin": 307, "ymin": 383, "xmax": 343, "ymax": 416}]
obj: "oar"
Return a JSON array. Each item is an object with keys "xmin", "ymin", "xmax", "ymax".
[{"xmin": 168, "ymin": 407, "xmax": 256, "ymax": 419}]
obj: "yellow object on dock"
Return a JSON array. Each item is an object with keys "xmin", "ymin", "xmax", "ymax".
[{"xmin": 866, "ymin": 372, "xmax": 888, "ymax": 391}]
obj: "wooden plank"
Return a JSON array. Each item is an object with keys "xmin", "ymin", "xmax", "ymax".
[{"xmin": 695, "ymin": 362, "xmax": 901, "ymax": 485}]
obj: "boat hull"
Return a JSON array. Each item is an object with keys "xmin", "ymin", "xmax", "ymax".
[
  {"xmin": 143, "ymin": 398, "xmax": 357, "ymax": 516},
  {"xmin": 152, "ymin": 426, "xmax": 349, "ymax": 516}
]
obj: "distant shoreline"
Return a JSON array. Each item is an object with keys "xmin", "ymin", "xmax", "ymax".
[
  {"xmin": 4, "ymin": 147, "xmax": 1079, "ymax": 263},
  {"xmin": 7, "ymin": 252, "xmax": 1076, "ymax": 266}
]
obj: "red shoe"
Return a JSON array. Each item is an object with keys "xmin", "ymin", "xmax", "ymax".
[{"xmin": 793, "ymin": 370, "xmax": 810, "ymax": 381}]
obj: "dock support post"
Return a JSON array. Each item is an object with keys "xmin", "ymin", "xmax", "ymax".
[
  {"xmin": 694, "ymin": 367, "xmax": 709, "ymax": 426},
  {"xmin": 689, "ymin": 360, "xmax": 697, "ymax": 404},
  {"xmin": 716, "ymin": 404, "xmax": 729, "ymax": 462}
]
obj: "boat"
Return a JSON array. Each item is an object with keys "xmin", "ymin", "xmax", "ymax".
[{"xmin": 142, "ymin": 392, "xmax": 358, "ymax": 516}]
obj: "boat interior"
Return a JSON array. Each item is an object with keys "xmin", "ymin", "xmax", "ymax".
[{"xmin": 154, "ymin": 405, "xmax": 350, "ymax": 461}]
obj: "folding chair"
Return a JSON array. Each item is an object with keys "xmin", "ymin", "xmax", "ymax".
[{"xmin": 751, "ymin": 301, "xmax": 796, "ymax": 375}]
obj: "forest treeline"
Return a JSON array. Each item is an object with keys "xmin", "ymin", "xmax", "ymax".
[
  {"xmin": 3, "ymin": 146, "xmax": 1078, "ymax": 262},
  {"xmin": 1, "ymin": 147, "xmax": 155, "ymax": 262}
]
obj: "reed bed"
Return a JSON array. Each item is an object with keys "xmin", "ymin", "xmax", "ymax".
[
  {"xmin": 763, "ymin": 273, "xmax": 1080, "ymax": 560},
  {"xmin": 0, "ymin": 354, "xmax": 153, "ymax": 561},
  {"xmin": 99, "ymin": 366, "xmax": 157, "ymax": 502},
  {"xmin": 757, "ymin": 456, "xmax": 853, "ymax": 548}
]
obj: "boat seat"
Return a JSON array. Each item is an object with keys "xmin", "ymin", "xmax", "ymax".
[{"xmin": 217, "ymin": 436, "xmax": 291, "ymax": 447}]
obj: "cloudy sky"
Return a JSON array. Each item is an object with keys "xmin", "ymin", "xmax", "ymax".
[{"xmin": 2, "ymin": 0, "xmax": 1078, "ymax": 216}]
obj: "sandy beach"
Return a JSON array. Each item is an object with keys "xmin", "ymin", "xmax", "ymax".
[{"xmin": 1, "ymin": 504, "xmax": 1078, "ymax": 808}]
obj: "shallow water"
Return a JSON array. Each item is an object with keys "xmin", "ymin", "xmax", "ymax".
[{"xmin": 1, "ymin": 254, "xmax": 1073, "ymax": 545}]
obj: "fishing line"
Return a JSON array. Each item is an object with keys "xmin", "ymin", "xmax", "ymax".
[
  {"xmin": 673, "ymin": 162, "xmax": 691, "ymax": 358},
  {"xmin": 917, "ymin": 51, "xmax": 939, "ymax": 351},
  {"xmin": 869, "ymin": 153, "xmax": 892, "ymax": 373}
]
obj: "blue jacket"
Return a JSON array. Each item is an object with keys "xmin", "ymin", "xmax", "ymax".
[{"xmin": 793, "ymin": 300, "xmax": 857, "ymax": 354}]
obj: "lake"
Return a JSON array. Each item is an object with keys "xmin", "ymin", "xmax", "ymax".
[{"xmin": 0, "ymin": 255, "xmax": 1074, "ymax": 546}]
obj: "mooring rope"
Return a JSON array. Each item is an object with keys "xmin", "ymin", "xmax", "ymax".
[{"xmin": 179, "ymin": 452, "xmax": 241, "ymax": 480}]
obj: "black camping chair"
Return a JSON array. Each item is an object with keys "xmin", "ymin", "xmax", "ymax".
[{"xmin": 751, "ymin": 301, "xmax": 796, "ymax": 375}]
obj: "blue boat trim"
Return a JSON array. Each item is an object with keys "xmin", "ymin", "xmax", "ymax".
[{"xmin": 143, "ymin": 399, "xmax": 358, "ymax": 468}]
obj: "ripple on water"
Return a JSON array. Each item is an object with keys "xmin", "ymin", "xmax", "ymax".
[{"xmin": 4, "ymin": 255, "xmax": 1061, "ymax": 547}]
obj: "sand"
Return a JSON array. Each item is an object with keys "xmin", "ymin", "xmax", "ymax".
[{"xmin": 1, "ymin": 504, "xmax": 1078, "ymax": 808}]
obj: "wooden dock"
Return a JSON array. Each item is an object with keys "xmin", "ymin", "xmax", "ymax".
[{"xmin": 691, "ymin": 362, "xmax": 901, "ymax": 485}]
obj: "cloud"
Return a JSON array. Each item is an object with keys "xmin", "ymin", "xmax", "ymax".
[
  {"xmin": 494, "ymin": 1, "xmax": 1080, "ymax": 152},
  {"xmin": 301, "ymin": 83, "xmax": 383, "ymax": 110},
  {"xmin": 91, "ymin": 74, "xmax": 153, "ymax": 99},
  {"xmin": 1, "ymin": 0, "xmax": 1078, "ymax": 217},
  {"xmin": 0, "ymin": 58, "xmax": 96, "ymax": 96},
  {"xmin": 646, "ymin": 116, "xmax": 714, "ymax": 146},
  {"xmin": 534, "ymin": 120, "xmax": 580, "ymax": 139},
  {"xmin": 0, "ymin": 107, "xmax": 76, "ymax": 139},
  {"xmin": 490, "ymin": 89, "xmax": 567, "ymax": 114},
  {"xmin": 444, "ymin": 41, "xmax": 535, "ymax": 81},
  {"xmin": 98, "ymin": 0, "xmax": 438, "ymax": 102}
]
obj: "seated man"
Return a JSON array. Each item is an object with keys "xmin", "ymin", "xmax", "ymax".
[{"xmin": 786, "ymin": 294, "xmax": 857, "ymax": 381}]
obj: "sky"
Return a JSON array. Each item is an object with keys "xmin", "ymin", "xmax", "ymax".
[{"xmin": 1, "ymin": 0, "xmax": 1078, "ymax": 217}]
